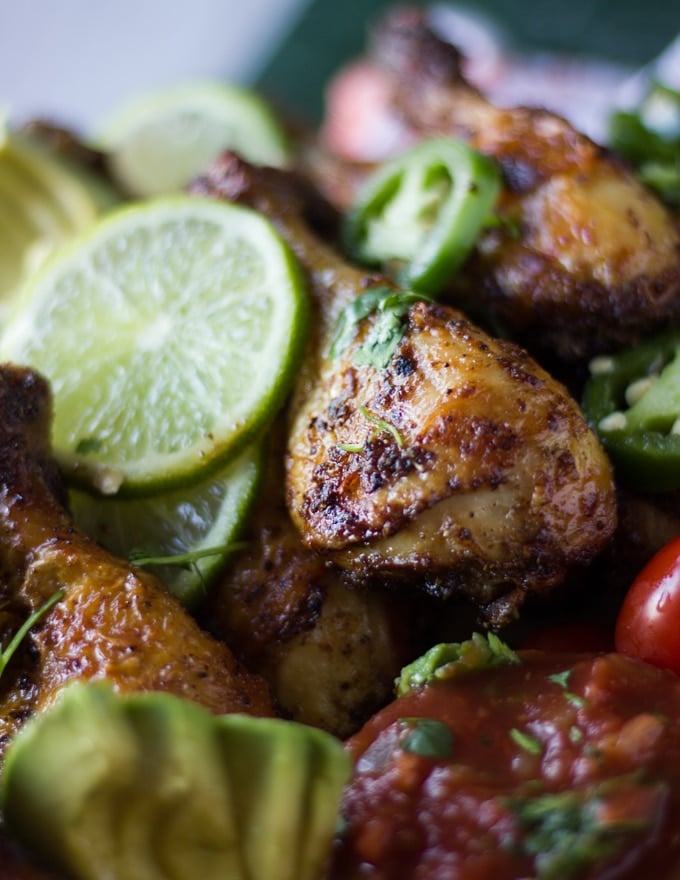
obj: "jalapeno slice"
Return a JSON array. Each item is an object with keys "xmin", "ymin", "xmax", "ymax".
[
  {"xmin": 582, "ymin": 331, "xmax": 680, "ymax": 491},
  {"xmin": 343, "ymin": 137, "xmax": 501, "ymax": 295}
]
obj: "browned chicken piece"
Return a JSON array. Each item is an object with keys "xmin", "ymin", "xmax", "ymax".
[
  {"xmin": 317, "ymin": 7, "xmax": 680, "ymax": 363},
  {"xmin": 0, "ymin": 364, "xmax": 273, "ymax": 751},
  {"xmin": 203, "ymin": 426, "xmax": 418, "ymax": 738},
  {"xmin": 191, "ymin": 153, "xmax": 616, "ymax": 624}
]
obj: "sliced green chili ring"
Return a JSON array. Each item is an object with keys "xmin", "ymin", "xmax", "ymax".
[
  {"xmin": 582, "ymin": 330, "xmax": 680, "ymax": 491},
  {"xmin": 343, "ymin": 137, "xmax": 501, "ymax": 295}
]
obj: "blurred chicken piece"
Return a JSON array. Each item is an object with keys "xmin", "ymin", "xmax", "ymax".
[
  {"xmin": 191, "ymin": 152, "xmax": 616, "ymax": 624},
  {"xmin": 0, "ymin": 364, "xmax": 273, "ymax": 751},
  {"xmin": 0, "ymin": 832, "xmax": 59, "ymax": 880},
  {"xmin": 203, "ymin": 427, "xmax": 417, "ymax": 738},
  {"xmin": 318, "ymin": 7, "xmax": 680, "ymax": 363}
]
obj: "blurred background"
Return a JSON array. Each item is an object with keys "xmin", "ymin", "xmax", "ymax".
[
  {"xmin": 1, "ymin": 0, "xmax": 679, "ymax": 130},
  {"xmin": 259, "ymin": 0, "xmax": 680, "ymax": 122}
]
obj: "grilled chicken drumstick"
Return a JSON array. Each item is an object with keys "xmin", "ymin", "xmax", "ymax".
[
  {"xmin": 318, "ymin": 7, "xmax": 680, "ymax": 363},
  {"xmin": 0, "ymin": 364, "xmax": 273, "ymax": 751},
  {"xmin": 191, "ymin": 152, "xmax": 617, "ymax": 624},
  {"xmin": 204, "ymin": 426, "xmax": 418, "ymax": 739}
]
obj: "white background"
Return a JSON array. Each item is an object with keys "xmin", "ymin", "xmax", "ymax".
[{"xmin": 0, "ymin": 0, "xmax": 310, "ymax": 130}]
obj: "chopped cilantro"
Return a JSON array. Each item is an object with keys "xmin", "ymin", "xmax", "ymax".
[
  {"xmin": 399, "ymin": 718, "xmax": 454, "ymax": 759},
  {"xmin": 504, "ymin": 777, "xmax": 665, "ymax": 879},
  {"xmin": 330, "ymin": 286, "xmax": 431, "ymax": 370},
  {"xmin": 565, "ymin": 692, "xmax": 589, "ymax": 709},
  {"xmin": 548, "ymin": 670, "xmax": 572, "ymax": 688},
  {"xmin": 509, "ymin": 728, "xmax": 543, "ymax": 756},
  {"xmin": 336, "ymin": 404, "xmax": 405, "ymax": 453}
]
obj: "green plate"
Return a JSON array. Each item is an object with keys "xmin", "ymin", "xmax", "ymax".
[{"xmin": 257, "ymin": 0, "xmax": 680, "ymax": 122}]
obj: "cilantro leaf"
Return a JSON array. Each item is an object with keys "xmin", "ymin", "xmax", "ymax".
[
  {"xmin": 399, "ymin": 718, "xmax": 454, "ymax": 759},
  {"xmin": 330, "ymin": 287, "xmax": 431, "ymax": 370}
]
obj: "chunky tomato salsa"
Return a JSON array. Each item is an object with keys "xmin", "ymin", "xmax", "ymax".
[{"xmin": 332, "ymin": 649, "xmax": 680, "ymax": 879}]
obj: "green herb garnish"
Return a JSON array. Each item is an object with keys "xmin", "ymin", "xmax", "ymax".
[
  {"xmin": 337, "ymin": 404, "xmax": 405, "ymax": 453},
  {"xmin": 0, "ymin": 590, "xmax": 64, "ymax": 681},
  {"xmin": 547, "ymin": 670, "xmax": 589, "ymax": 708},
  {"xmin": 510, "ymin": 728, "xmax": 543, "ymax": 756},
  {"xmin": 396, "ymin": 632, "xmax": 520, "ymax": 697},
  {"xmin": 128, "ymin": 542, "xmax": 247, "ymax": 569},
  {"xmin": 336, "ymin": 404, "xmax": 405, "ymax": 452},
  {"xmin": 330, "ymin": 287, "xmax": 431, "ymax": 370},
  {"xmin": 399, "ymin": 718, "xmax": 454, "ymax": 759},
  {"xmin": 504, "ymin": 777, "xmax": 664, "ymax": 879},
  {"xmin": 548, "ymin": 670, "xmax": 571, "ymax": 688},
  {"xmin": 359, "ymin": 405, "xmax": 405, "ymax": 446}
]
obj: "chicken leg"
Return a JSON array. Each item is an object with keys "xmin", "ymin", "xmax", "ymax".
[{"xmin": 0, "ymin": 364, "xmax": 273, "ymax": 751}]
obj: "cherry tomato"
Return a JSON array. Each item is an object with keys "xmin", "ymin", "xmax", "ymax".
[{"xmin": 615, "ymin": 534, "xmax": 680, "ymax": 674}]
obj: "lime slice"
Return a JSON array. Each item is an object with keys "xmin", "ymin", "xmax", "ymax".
[
  {"xmin": 96, "ymin": 82, "xmax": 291, "ymax": 198},
  {"xmin": 0, "ymin": 196, "xmax": 308, "ymax": 496},
  {"xmin": 70, "ymin": 443, "xmax": 262, "ymax": 607},
  {"xmin": 0, "ymin": 132, "xmax": 100, "ymax": 324}
]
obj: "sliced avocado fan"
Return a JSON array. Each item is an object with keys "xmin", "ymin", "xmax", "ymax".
[{"xmin": 1, "ymin": 682, "xmax": 351, "ymax": 880}]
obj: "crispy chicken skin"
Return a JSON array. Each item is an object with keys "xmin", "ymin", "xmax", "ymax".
[
  {"xmin": 191, "ymin": 153, "xmax": 616, "ymax": 621},
  {"xmin": 0, "ymin": 364, "xmax": 273, "ymax": 750},
  {"xmin": 204, "ymin": 428, "xmax": 417, "ymax": 738},
  {"xmin": 318, "ymin": 7, "xmax": 680, "ymax": 363}
]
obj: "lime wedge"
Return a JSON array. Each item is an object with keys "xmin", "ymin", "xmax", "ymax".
[
  {"xmin": 70, "ymin": 443, "xmax": 262, "ymax": 607},
  {"xmin": 0, "ymin": 196, "xmax": 308, "ymax": 496},
  {"xmin": 96, "ymin": 82, "xmax": 291, "ymax": 198}
]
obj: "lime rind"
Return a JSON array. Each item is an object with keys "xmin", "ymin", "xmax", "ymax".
[
  {"xmin": 96, "ymin": 81, "xmax": 291, "ymax": 197},
  {"xmin": 0, "ymin": 196, "xmax": 309, "ymax": 496},
  {"xmin": 70, "ymin": 442, "xmax": 263, "ymax": 607}
]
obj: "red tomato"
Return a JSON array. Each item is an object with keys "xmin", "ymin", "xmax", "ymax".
[{"xmin": 615, "ymin": 534, "xmax": 680, "ymax": 674}]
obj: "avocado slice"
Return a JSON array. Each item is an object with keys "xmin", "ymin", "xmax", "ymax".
[
  {"xmin": 218, "ymin": 714, "xmax": 349, "ymax": 880},
  {"xmin": 2, "ymin": 682, "xmax": 350, "ymax": 880}
]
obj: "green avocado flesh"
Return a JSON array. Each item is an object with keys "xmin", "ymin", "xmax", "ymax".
[{"xmin": 1, "ymin": 682, "xmax": 351, "ymax": 880}]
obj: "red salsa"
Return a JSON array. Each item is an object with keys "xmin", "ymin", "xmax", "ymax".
[{"xmin": 332, "ymin": 650, "xmax": 680, "ymax": 879}]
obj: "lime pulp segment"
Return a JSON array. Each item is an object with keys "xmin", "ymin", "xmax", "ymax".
[{"xmin": 0, "ymin": 197, "xmax": 308, "ymax": 495}]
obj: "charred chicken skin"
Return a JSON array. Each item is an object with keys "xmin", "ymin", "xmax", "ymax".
[
  {"xmin": 191, "ymin": 153, "xmax": 616, "ymax": 623},
  {"xmin": 0, "ymin": 364, "xmax": 273, "ymax": 751},
  {"xmin": 204, "ymin": 426, "xmax": 418, "ymax": 738},
  {"xmin": 318, "ymin": 7, "xmax": 680, "ymax": 363}
]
